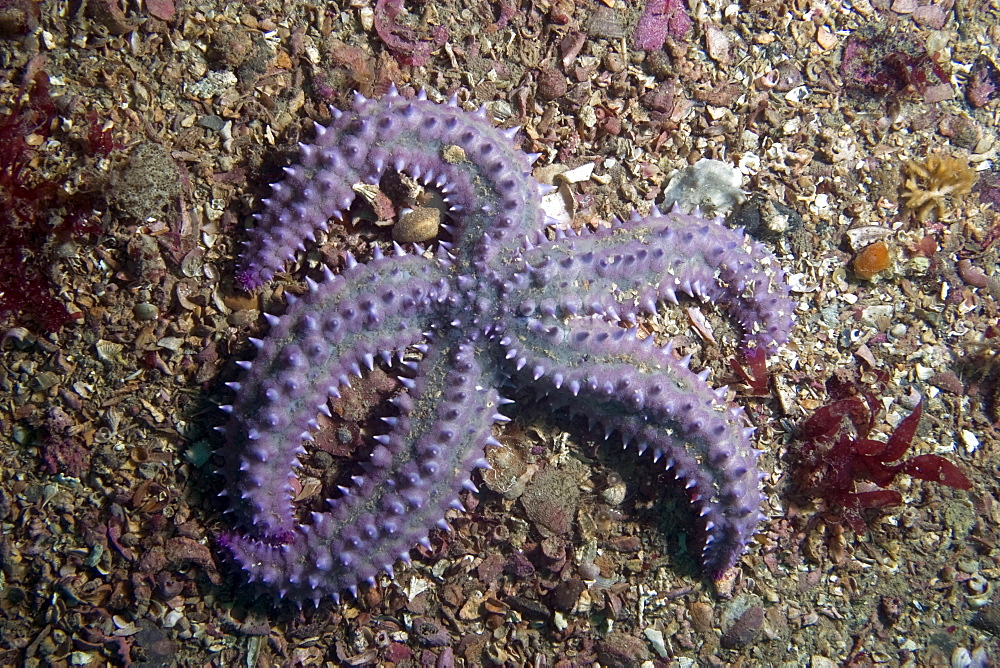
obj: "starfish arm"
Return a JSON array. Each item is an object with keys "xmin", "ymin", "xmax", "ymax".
[
  {"xmin": 222, "ymin": 253, "xmax": 449, "ymax": 536},
  {"xmin": 237, "ymin": 88, "xmax": 543, "ymax": 290},
  {"xmin": 500, "ymin": 316, "xmax": 762, "ymax": 577},
  {"xmin": 222, "ymin": 335, "xmax": 500, "ymax": 604},
  {"xmin": 588, "ymin": 412, "xmax": 763, "ymax": 577},
  {"xmin": 516, "ymin": 209, "xmax": 794, "ymax": 351}
]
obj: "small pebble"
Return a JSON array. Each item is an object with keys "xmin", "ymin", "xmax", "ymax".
[
  {"xmin": 971, "ymin": 603, "xmax": 1000, "ymax": 635},
  {"xmin": 393, "ymin": 207, "xmax": 440, "ymax": 243},
  {"xmin": 689, "ymin": 601, "xmax": 714, "ymax": 633},
  {"xmin": 133, "ymin": 302, "xmax": 159, "ymax": 321},
  {"xmin": 601, "ymin": 474, "xmax": 627, "ymax": 506},
  {"xmin": 596, "ymin": 631, "xmax": 650, "ymax": 668},
  {"xmin": 549, "ymin": 578, "xmax": 585, "ymax": 612},
  {"xmin": 957, "ymin": 258, "xmax": 989, "ymax": 288},
  {"xmin": 643, "ymin": 628, "xmax": 668, "ymax": 658},
  {"xmin": 929, "ymin": 371, "xmax": 964, "ymax": 395},
  {"xmin": 537, "ymin": 67, "xmax": 568, "ymax": 101},
  {"xmin": 720, "ymin": 605, "xmax": 764, "ymax": 649},
  {"xmin": 811, "ymin": 657, "xmax": 838, "ymax": 668}
]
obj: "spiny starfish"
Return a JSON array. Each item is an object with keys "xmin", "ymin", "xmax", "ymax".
[{"xmin": 219, "ymin": 86, "xmax": 794, "ymax": 605}]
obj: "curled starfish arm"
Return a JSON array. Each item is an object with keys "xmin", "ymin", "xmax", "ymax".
[
  {"xmin": 222, "ymin": 336, "xmax": 500, "ymax": 605},
  {"xmin": 238, "ymin": 87, "xmax": 543, "ymax": 290},
  {"xmin": 501, "ymin": 316, "xmax": 762, "ymax": 575},
  {"xmin": 518, "ymin": 208, "xmax": 793, "ymax": 352},
  {"xmin": 586, "ymin": 410, "xmax": 762, "ymax": 577},
  {"xmin": 222, "ymin": 253, "xmax": 450, "ymax": 536}
]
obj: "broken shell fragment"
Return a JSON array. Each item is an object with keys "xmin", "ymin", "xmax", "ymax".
[{"xmin": 95, "ymin": 340, "xmax": 125, "ymax": 365}]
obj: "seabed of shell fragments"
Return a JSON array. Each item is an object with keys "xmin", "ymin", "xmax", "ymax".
[{"xmin": 2, "ymin": 0, "xmax": 1000, "ymax": 665}]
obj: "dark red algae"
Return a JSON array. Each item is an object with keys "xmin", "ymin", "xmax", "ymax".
[{"xmin": 0, "ymin": 67, "xmax": 104, "ymax": 331}]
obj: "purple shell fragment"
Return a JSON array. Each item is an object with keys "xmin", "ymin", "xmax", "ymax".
[{"xmin": 633, "ymin": 0, "xmax": 692, "ymax": 51}]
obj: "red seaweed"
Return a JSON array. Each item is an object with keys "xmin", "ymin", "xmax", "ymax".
[
  {"xmin": 373, "ymin": 0, "xmax": 448, "ymax": 67},
  {"xmin": 840, "ymin": 27, "xmax": 949, "ymax": 99},
  {"xmin": 793, "ymin": 392, "xmax": 971, "ymax": 533},
  {"xmin": 0, "ymin": 65, "xmax": 103, "ymax": 331},
  {"xmin": 731, "ymin": 347, "xmax": 770, "ymax": 396},
  {"xmin": 966, "ymin": 55, "xmax": 1000, "ymax": 109}
]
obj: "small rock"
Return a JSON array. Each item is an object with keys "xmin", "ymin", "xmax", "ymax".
[
  {"xmin": 929, "ymin": 371, "xmax": 964, "ymax": 395},
  {"xmin": 549, "ymin": 578, "xmax": 586, "ymax": 612},
  {"xmin": 505, "ymin": 552, "xmax": 536, "ymax": 578},
  {"xmin": 146, "ymin": 0, "xmax": 175, "ymax": 22},
  {"xmin": 957, "ymin": 258, "xmax": 989, "ymax": 289},
  {"xmin": 720, "ymin": 605, "xmax": 764, "ymax": 649},
  {"xmin": 596, "ymin": 631, "xmax": 650, "ymax": 668},
  {"xmin": 644, "ymin": 627, "xmax": 668, "ymax": 658},
  {"xmin": 912, "ymin": 4, "xmax": 945, "ymax": 28},
  {"xmin": 772, "ymin": 61, "xmax": 804, "ymax": 92},
  {"xmin": 132, "ymin": 619, "xmax": 178, "ymax": 664},
  {"xmin": 133, "ymin": 302, "xmax": 159, "ymax": 321},
  {"xmin": 845, "ymin": 225, "xmax": 892, "ymax": 253},
  {"xmin": 412, "ymin": 617, "xmax": 450, "ymax": 647},
  {"xmin": 86, "ymin": 0, "xmax": 138, "ymax": 34},
  {"xmin": 704, "ymin": 25, "xmax": 731, "ymax": 65},
  {"xmin": 458, "ymin": 590, "xmax": 484, "ymax": 620},
  {"xmin": 137, "ymin": 546, "xmax": 167, "ymax": 573},
  {"xmin": 609, "ymin": 535, "xmax": 641, "ymax": 552},
  {"xmin": 385, "ymin": 642, "xmax": 412, "ymax": 663},
  {"xmin": 520, "ymin": 466, "xmax": 580, "ymax": 537},
  {"xmin": 0, "ymin": 0, "xmax": 37, "ymax": 36},
  {"xmin": 586, "ymin": 6, "xmax": 624, "ymax": 39},
  {"xmin": 330, "ymin": 367, "xmax": 397, "ymax": 421},
  {"xmin": 477, "ymin": 553, "xmax": 505, "ymax": 583},
  {"xmin": 393, "ymin": 206, "xmax": 440, "ymax": 243},
  {"xmin": 112, "ymin": 143, "xmax": 183, "ymax": 222},
  {"xmin": 164, "ymin": 537, "xmax": 219, "ymax": 583},
  {"xmin": 971, "ymin": 603, "xmax": 1000, "ymax": 635},
  {"xmin": 505, "ymin": 595, "xmax": 550, "ymax": 620},
  {"xmin": 536, "ymin": 67, "xmax": 568, "ymax": 101},
  {"xmin": 730, "ymin": 193, "xmax": 803, "ymax": 240},
  {"xmin": 689, "ymin": 601, "xmax": 715, "ymax": 633},
  {"xmin": 601, "ymin": 474, "xmax": 627, "ymax": 506},
  {"xmin": 660, "ymin": 159, "xmax": 744, "ymax": 218}
]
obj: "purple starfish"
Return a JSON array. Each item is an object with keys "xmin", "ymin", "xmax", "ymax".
[{"xmin": 219, "ymin": 86, "xmax": 793, "ymax": 605}]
